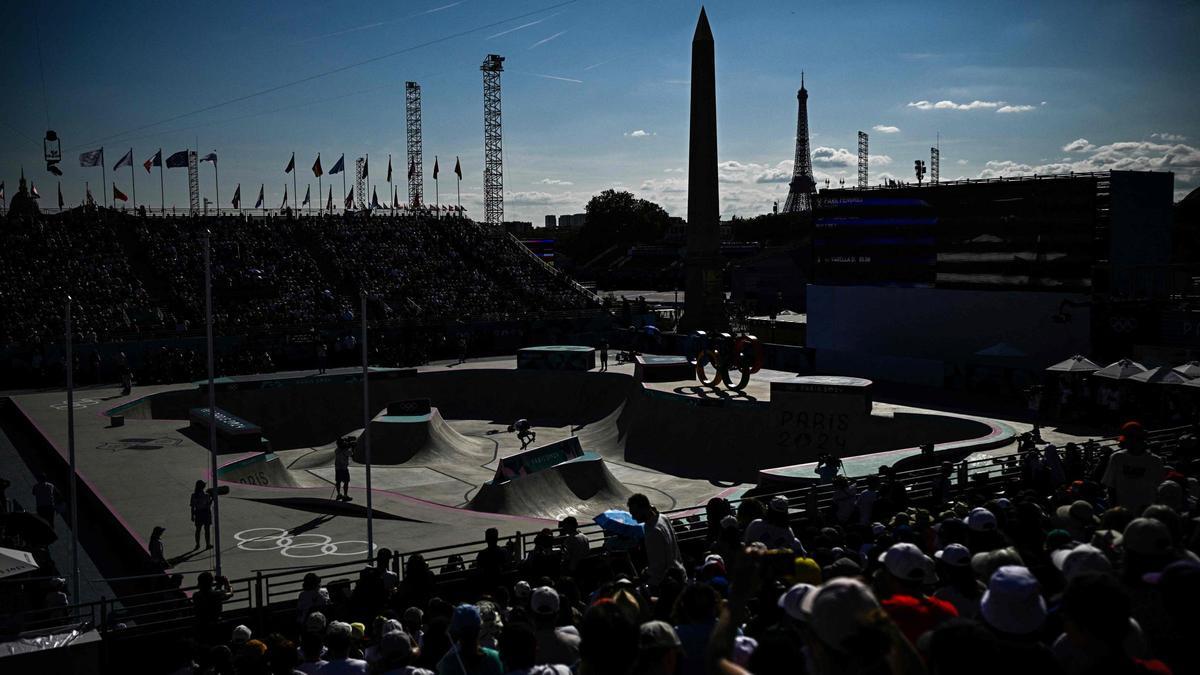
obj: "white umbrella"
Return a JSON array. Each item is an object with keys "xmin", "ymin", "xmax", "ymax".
[
  {"xmin": 1128, "ymin": 366, "xmax": 1190, "ymax": 385},
  {"xmin": 1093, "ymin": 358, "xmax": 1147, "ymax": 380},
  {"xmin": 0, "ymin": 546, "xmax": 39, "ymax": 579},
  {"xmin": 1046, "ymin": 355, "xmax": 1101, "ymax": 373},
  {"xmin": 1172, "ymin": 361, "xmax": 1200, "ymax": 379}
]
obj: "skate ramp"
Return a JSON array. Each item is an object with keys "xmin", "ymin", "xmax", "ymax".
[
  {"xmin": 355, "ymin": 407, "xmax": 490, "ymax": 465},
  {"xmin": 468, "ymin": 452, "xmax": 632, "ymax": 521},
  {"xmin": 216, "ymin": 451, "xmax": 305, "ymax": 488}
]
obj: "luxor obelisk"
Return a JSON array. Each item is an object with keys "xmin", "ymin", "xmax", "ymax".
[{"xmin": 682, "ymin": 7, "xmax": 728, "ymax": 332}]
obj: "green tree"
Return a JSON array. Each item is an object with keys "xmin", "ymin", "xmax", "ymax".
[{"xmin": 567, "ymin": 190, "xmax": 672, "ymax": 260}]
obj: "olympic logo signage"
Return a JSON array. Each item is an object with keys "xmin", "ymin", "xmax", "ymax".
[
  {"xmin": 234, "ymin": 527, "xmax": 376, "ymax": 558},
  {"xmin": 688, "ymin": 331, "xmax": 764, "ymax": 391}
]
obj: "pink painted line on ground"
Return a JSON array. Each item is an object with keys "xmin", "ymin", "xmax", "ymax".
[{"xmin": 11, "ymin": 397, "xmax": 149, "ymax": 552}]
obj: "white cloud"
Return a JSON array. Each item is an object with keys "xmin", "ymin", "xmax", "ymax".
[
  {"xmin": 811, "ymin": 146, "xmax": 858, "ymax": 167},
  {"xmin": 872, "ymin": 125, "xmax": 900, "ymax": 134},
  {"xmin": 1062, "ymin": 138, "xmax": 1094, "ymax": 153},
  {"xmin": 977, "ymin": 139, "xmax": 1200, "ymax": 186},
  {"xmin": 625, "ymin": 129, "xmax": 655, "ymax": 138},
  {"xmin": 956, "ymin": 159, "xmax": 969, "ymax": 165},
  {"xmin": 663, "ymin": 167, "xmax": 685, "ymax": 174},
  {"xmin": 506, "ymin": 191, "xmax": 581, "ymax": 207},
  {"xmin": 529, "ymin": 30, "xmax": 566, "ymax": 49},
  {"xmin": 908, "ymin": 99, "xmax": 1041, "ymax": 113},
  {"xmin": 537, "ymin": 178, "xmax": 573, "ymax": 186},
  {"xmin": 1152, "ymin": 132, "xmax": 1188, "ymax": 142}
]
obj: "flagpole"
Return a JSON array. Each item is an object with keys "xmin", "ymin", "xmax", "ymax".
[
  {"xmin": 292, "ymin": 151, "xmax": 298, "ymax": 212},
  {"xmin": 204, "ymin": 232, "xmax": 222, "ymax": 578},
  {"xmin": 158, "ymin": 149, "xmax": 165, "ymax": 215},
  {"xmin": 130, "ymin": 148, "xmax": 136, "ymax": 211},
  {"xmin": 317, "ymin": 154, "xmax": 323, "ymax": 215},
  {"xmin": 341, "ymin": 166, "xmax": 346, "ymax": 214},
  {"xmin": 361, "ymin": 292, "xmax": 373, "ymax": 559},
  {"xmin": 366, "ymin": 154, "xmax": 370, "ymax": 214},
  {"xmin": 101, "ymin": 148, "xmax": 107, "ymax": 209},
  {"xmin": 65, "ymin": 295, "xmax": 79, "ymax": 605},
  {"xmin": 214, "ymin": 159, "xmax": 220, "ymax": 218},
  {"xmin": 434, "ymin": 155, "xmax": 439, "ymax": 219},
  {"xmin": 388, "ymin": 154, "xmax": 393, "ymax": 212}
]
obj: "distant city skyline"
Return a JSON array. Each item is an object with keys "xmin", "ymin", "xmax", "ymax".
[{"xmin": 1, "ymin": 0, "xmax": 1196, "ymax": 222}]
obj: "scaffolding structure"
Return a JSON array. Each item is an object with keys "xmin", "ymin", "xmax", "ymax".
[
  {"xmin": 355, "ymin": 157, "xmax": 367, "ymax": 210},
  {"xmin": 405, "ymin": 82, "xmax": 423, "ymax": 207},
  {"xmin": 931, "ymin": 146, "xmax": 940, "ymax": 184},
  {"xmin": 857, "ymin": 131, "xmax": 869, "ymax": 188},
  {"xmin": 481, "ymin": 54, "xmax": 505, "ymax": 226},
  {"xmin": 187, "ymin": 151, "xmax": 200, "ymax": 214},
  {"xmin": 781, "ymin": 73, "xmax": 816, "ymax": 214}
]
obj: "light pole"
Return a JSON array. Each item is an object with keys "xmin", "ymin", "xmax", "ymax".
[
  {"xmin": 205, "ymin": 232, "xmax": 222, "ymax": 577},
  {"xmin": 65, "ymin": 296, "xmax": 79, "ymax": 603},
  {"xmin": 360, "ymin": 293, "xmax": 374, "ymax": 559}
]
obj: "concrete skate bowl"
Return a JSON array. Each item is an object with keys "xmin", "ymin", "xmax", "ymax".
[{"xmin": 469, "ymin": 452, "xmax": 632, "ymax": 521}]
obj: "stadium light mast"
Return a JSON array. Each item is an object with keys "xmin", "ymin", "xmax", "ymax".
[
  {"xmin": 481, "ymin": 54, "xmax": 505, "ymax": 226},
  {"xmin": 406, "ymin": 82, "xmax": 423, "ymax": 208},
  {"xmin": 360, "ymin": 293, "xmax": 374, "ymax": 558},
  {"xmin": 65, "ymin": 296, "xmax": 79, "ymax": 603},
  {"xmin": 204, "ymin": 231, "xmax": 222, "ymax": 577}
]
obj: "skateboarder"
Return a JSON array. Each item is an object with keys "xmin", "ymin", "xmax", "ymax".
[
  {"xmin": 334, "ymin": 436, "xmax": 354, "ymax": 501},
  {"xmin": 190, "ymin": 480, "xmax": 214, "ymax": 549},
  {"xmin": 510, "ymin": 419, "xmax": 536, "ymax": 450}
]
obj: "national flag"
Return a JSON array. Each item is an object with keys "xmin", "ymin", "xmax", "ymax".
[
  {"xmin": 79, "ymin": 148, "xmax": 104, "ymax": 167},
  {"xmin": 113, "ymin": 148, "xmax": 134, "ymax": 171},
  {"xmin": 454, "ymin": 156, "xmax": 462, "ymax": 179},
  {"xmin": 330, "ymin": 154, "xmax": 345, "ymax": 174},
  {"xmin": 144, "ymin": 149, "xmax": 161, "ymax": 173},
  {"xmin": 408, "ymin": 159, "xmax": 415, "ymax": 179},
  {"xmin": 254, "ymin": 184, "xmax": 264, "ymax": 208},
  {"xmin": 312, "ymin": 154, "xmax": 323, "ymax": 177},
  {"xmin": 57, "ymin": 183, "xmax": 64, "ymax": 209},
  {"xmin": 371, "ymin": 187, "xmax": 382, "ymax": 209},
  {"xmin": 326, "ymin": 186, "xmax": 333, "ymax": 211},
  {"xmin": 0, "ymin": 182, "xmax": 5, "ymax": 201},
  {"xmin": 113, "ymin": 183, "xmax": 129, "ymax": 203},
  {"xmin": 281, "ymin": 184, "xmax": 288, "ymax": 209},
  {"xmin": 232, "ymin": 184, "xmax": 241, "ymax": 208},
  {"xmin": 433, "ymin": 157, "xmax": 440, "ymax": 180},
  {"xmin": 344, "ymin": 187, "xmax": 354, "ymax": 209},
  {"xmin": 165, "ymin": 150, "xmax": 189, "ymax": 168},
  {"xmin": 302, "ymin": 185, "xmax": 311, "ymax": 206},
  {"xmin": 200, "ymin": 152, "xmax": 217, "ymax": 164},
  {"xmin": 30, "ymin": 183, "xmax": 40, "ymax": 199},
  {"xmin": 285, "ymin": 153, "xmax": 295, "ymax": 174},
  {"xmin": 387, "ymin": 156, "xmax": 392, "ymax": 183}
]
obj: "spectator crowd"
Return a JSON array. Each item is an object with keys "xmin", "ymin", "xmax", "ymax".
[{"xmin": 148, "ymin": 419, "xmax": 1199, "ymax": 674}]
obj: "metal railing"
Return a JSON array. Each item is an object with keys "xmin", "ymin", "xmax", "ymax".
[{"xmin": 11, "ymin": 423, "xmax": 1191, "ymax": 642}]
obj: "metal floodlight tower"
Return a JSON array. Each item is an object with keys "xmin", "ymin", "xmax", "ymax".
[
  {"xmin": 782, "ymin": 72, "xmax": 817, "ymax": 213},
  {"xmin": 187, "ymin": 150, "xmax": 200, "ymax": 214},
  {"xmin": 405, "ymin": 82, "xmax": 423, "ymax": 208},
  {"xmin": 355, "ymin": 157, "xmax": 368, "ymax": 210},
  {"xmin": 481, "ymin": 54, "xmax": 505, "ymax": 226},
  {"xmin": 931, "ymin": 145, "xmax": 940, "ymax": 184},
  {"xmin": 857, "ymin": 131, "xmax": 869, "ymax": 188}
]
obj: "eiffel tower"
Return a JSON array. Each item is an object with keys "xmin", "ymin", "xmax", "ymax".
[{"xmin": 782, "ymin": 73, "xmax": 816, "ymax": 213}]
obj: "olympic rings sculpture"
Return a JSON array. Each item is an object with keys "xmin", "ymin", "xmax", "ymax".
[
  {"xmin": 234, "ymin": 527, "xmax": 376, "ymax": 558},
  {"xmin": 689, "ymin": 331, "xmax": 764, "ymax": 391}
]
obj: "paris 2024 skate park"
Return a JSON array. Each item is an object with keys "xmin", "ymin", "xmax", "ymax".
[{"xmin": 6, "ymin": 344, "xmax": 1024, "ymax": 584}]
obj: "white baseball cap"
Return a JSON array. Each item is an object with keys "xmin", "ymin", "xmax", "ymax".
[
  {"xmin": 777, "ymin": 582, "xmax": 818, "ymax": 621},
  {"xmin": 934, "ymin": 543, "xmax": 971, "ymax": 568},
  {"xmin": 877, "ymin": 542, "xmax": 936, "ymax": 584},
  {"xmin": 531, "ymin": 586, "xmax": 560, "ymax": 615}
]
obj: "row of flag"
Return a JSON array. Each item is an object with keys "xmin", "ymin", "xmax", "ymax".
[
  {"xmin": 295, "ymin": 153, "xmax": 463, "ymax": 181},
  {"xmin": 226, "ymin": 182, "xmax": 466, "ymax": 211}
]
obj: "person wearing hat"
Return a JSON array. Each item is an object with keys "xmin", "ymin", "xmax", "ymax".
[
  {"xmin": 401, "ymin": 607, "xmax": 425, "ymax": 648},
  {"xmin": 635, "ymin": 620, "xmax": 682, "ymax": 675},
  {"xmin": 932, "ymin": 543, "xmax": 983, "ymax": 619},
  {"xmin": 979, "ymin": 566, "xmax": 1055, "ymax": 669},
  {"xmin": 323, "ymin": 621, "xmax": 368, "ymax": 674},
  {"xmin": 875, "ymin": 542, "xmax": 959, "ymax": 645},
  {"xmin": 529, "ymin": 586, "xmax": 580, "ymax": 665},
  {"xmin": 438, "ymin": 604, "xmax": 503, "ymax": 675},
  {"xmin": 801, "ymin": 577, "xmax": 923, "ymax": 675},
  {"xmin": 971, "ymin": 547, "xmax": 1024, "ymax": 584},
  {"xmin": 1054, "ymin": 500, "xmax": 1100, "ymax": 541},
  {"xmin": 230, "ymin": 624, "xmax": 252, "ymax": 647},
  {"xmin": 1050, "ymin": 543, "xmax": 1113, "ymax": 583},
  {"xmin": 1102, "ymin": 421, "xmax": 1166, "ymax": 514},
  {"xmin": 374, "ymin": 630, "xmax": 431, "ymax": 675},
  {"xmin": 743, "ymin": 496, "xmax": 806, "ymax": 554}
]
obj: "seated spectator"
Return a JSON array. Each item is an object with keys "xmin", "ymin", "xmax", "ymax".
[
  {"xmin": 743, "ymin": 496, "xmax": 806, "ymax": 554},
  {"xmin": 319, "ymin": 621, "xmax": 368, "ymax": 674},
  {"xmin": 437, "ymin": 604, "xmax": 502, "ymax": 675},
  {"xmin": 874, "ymin": 542, "xmax": 959, "ymax": 644}
]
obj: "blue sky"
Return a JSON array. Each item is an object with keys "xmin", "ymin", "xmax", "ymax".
[{"xmin": 2, "ymin": 0, "xmax": 1197, "ymax": 222}]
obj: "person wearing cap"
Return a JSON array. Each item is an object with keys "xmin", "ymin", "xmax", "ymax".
[
  {"xmin": 437, "ymin": 604, "xmax": 503, "ymax": 675},
  {"xmin": 529, "ymin": 585, "xmax": 581, "ymax": 665},
  {"xmin": 375, "ymin": 629, "xmax": 433, "ymax": 675},
  {"xmin": 1052, "ymin": 572, "xmax": 1173, "ymax": 675},
  {"xmin": 875, "ymin": 542, "xmax": 959, "ymax": 645},
  {"xmin": 635, "ymin": 620, "xmax": 682, "ymax": 675},
  {"xmin": 1050, "ymin": 543, "xmax": 1113, "ymax": 584},
  {"xmin": 628, "ymin": 493, "xmax": 685, "ymax": 588},
  {"xmin": 932, "ymin": 543, "xmax": 983, "ymax": 619},
  {"xmin": 1102, "ymin": 421, "xmax": 1166, "ymax": 514},
  {"xmin": 802, "ymin": 577, "xmax": 924, "ymax": 675},
  {"xmin": 230, "ymin": 623, "xmax": 252, "ymax": 646},
  {"xmin": 1054, "ymin": 500, "xmax": 1100, "ymax": 541},
  {"xmin": 743, "ymin": 496, "xmax": 806, "ymax": 554},
  {"xmin": 320, "ymin": 621, "xmax": 368, "ymax": 674}
]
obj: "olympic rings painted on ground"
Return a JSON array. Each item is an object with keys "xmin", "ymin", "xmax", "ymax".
[
  {"xmin": 50, "ymin": 398, "xmax": 101, "ymax": 410},
  {"xmin": 233, "ymin": 527, "xmax": 376, "ymax": 558}
]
